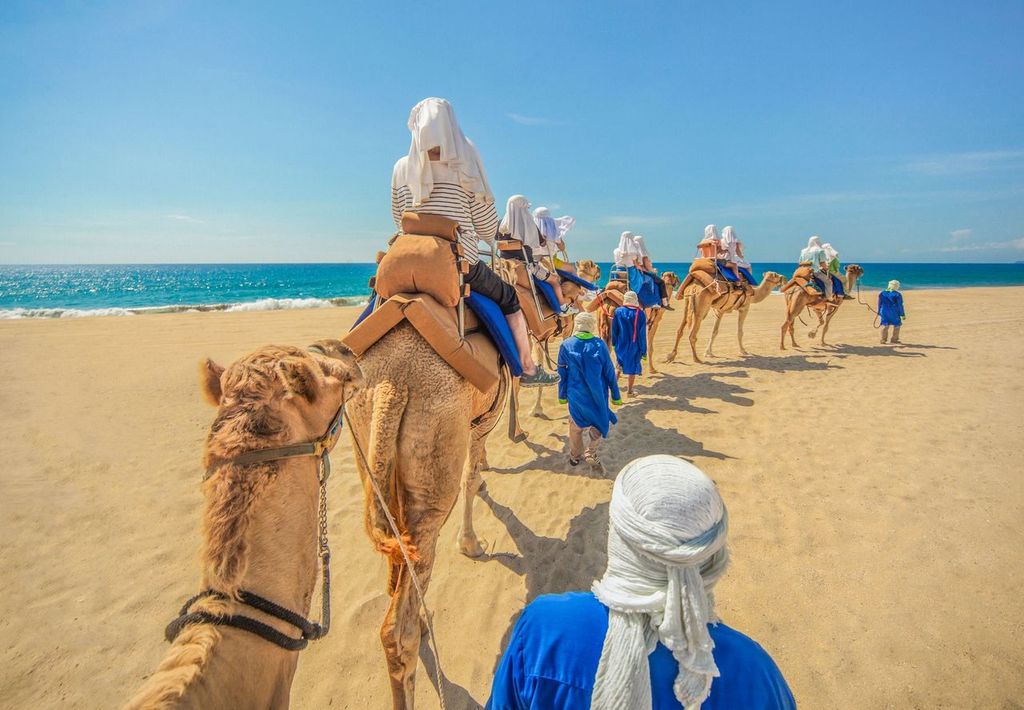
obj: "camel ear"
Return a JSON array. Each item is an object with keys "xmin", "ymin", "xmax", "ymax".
[
  {"xmin": 200, "ymin": 358, "xmax": 225, "ymax": 406},
  {"xmin": 276, "ymin": 356, "xmax": 320, "ymax": 404},
  {"xmin": 310, "ymin": 341, "xmax": 365, "ymax": 400}
]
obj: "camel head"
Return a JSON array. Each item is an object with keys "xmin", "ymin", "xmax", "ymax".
[
  {"xmin": 605, "ymin": 279, "xmax": 628, "ymax": 294},
  {"xmin": 576, "ymin": 258, "xmax": 601, "ymax": 284},
  {"xmin": 201, "ymin": 342, "xmax": 364, "ymax": 455},
  {"xmin": 846, "ymin": 264, "xmax": 864, "ymax": 279},
  {"xmin": 662, "ymin": 271, "xmax": 680, "ymax": 291},
  {"xmin": 762, "ymin": 271, "xmax": 786, "ymax": 289}
]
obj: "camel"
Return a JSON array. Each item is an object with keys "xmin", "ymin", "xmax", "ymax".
[
  {"xmin": 780, "ymin": 264, "xmax": 864, "ymax": 349},
  {"xmin": 344, "ymin": 320, "xmax": 509, "ymax": 709},
  {"xmin": 588, "ymin": 271, "xmax": 681, "ymax": 376},
  {"xmin": 665, "ymin": 271, "xmax": 786, "ymax": 364},
  {"xmin": 126, "ymin": 342, "xmax": 364, "ymax": 710}
]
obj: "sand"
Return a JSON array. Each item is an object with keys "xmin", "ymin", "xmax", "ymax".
[{"xmin": 1, "ymin": 286, "xmax": 1022, "ymax": 709}]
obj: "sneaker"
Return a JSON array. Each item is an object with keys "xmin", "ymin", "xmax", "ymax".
[
  {"xmin": 520, "ymin": 368, "xmax": 559, "ymax": 387},
  {"xmin": 560, "ymin": 304, "xmax": 580, "ymax": 316},
  {"xmin": 568, "ymin": 456, "xmax": 581, "ymax": 467}
]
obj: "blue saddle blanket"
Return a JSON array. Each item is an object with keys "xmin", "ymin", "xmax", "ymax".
[
  {"xmin": 810, "ymin": 274, "xmax": 845, "ymax": 297},
  {"xmin": 533, "ymin": 277, "xmax": 562, "ymax": 312},
  {"xmin": 738, "ymin": 266, "xmax": 759, "ymax": 287},
  {"xmin": 350, "ymin": 291, "xmax": 523, "ymax": 377},
  {"xmin": 555, "ymin": 268, "xmax": 599, "ymax": 291},
  {"xmin": 716, "ymin": 261, "xmax": 761, "ymax": 287},
  {"xmin": 626, "ymin": 266, "xmax": 661, "ymax": 308}
]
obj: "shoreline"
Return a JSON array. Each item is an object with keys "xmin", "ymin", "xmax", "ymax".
[{"xmin": 1, "ymin": 282, "xmax": 1021, "ymax": 321}]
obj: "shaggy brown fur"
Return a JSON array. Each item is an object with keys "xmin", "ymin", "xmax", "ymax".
[{"xmin": 126, "ymin": 342, "xmax": 363, "ymax": 710}]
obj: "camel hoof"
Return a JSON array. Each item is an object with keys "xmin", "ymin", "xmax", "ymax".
[
  {"xmin": 459, "ymin": 536, "xmax": 486, "ymax": 558},
  {"xmin": 663, "ymin": 353, "xmax": 675, "ymax": 363},
  {"xmin": 531, "ymin": 411, "xmax": 544, "ymax": 419}
]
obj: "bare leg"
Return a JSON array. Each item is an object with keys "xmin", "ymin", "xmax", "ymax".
[
  {"xmin": 507, "ymin": 311, "xmax": 538, "ymax": 375},
  {"xmin": 627, "ymin": 374, "xmax": 636, "ymax": 396},
  {"xmin": 880, "ymin": 325, "xmax": 889, "ymax": 344},
  {"xmin": 891, "ymin": 326, "xmax": 901, "ymax": 343},
  {"xmin": 547, "ymin": 275, "xmax": 568, "ymax": 306}
]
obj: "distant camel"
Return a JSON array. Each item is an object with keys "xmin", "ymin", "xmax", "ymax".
[
  {"xmin": 344, "ymin": 320, "xmax": 508, "ymax": 709},
  {"xmin": 588, "ymin": 271, "xmax": 681, "ymax": 375},
  {"xmin": 780, "ymin": 264, "xmax": 864, "ymax": 349},
  {"xmin": 665, "ymin": 271, "xmax": 785, "ymax": 364},
  {"xmin": 126, "ymin": 342, "xmax": 363, "ymax": 710}
]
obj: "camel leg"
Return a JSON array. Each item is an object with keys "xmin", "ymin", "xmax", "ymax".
[
  {"xmin": 510, "ymin": 379, "xmax": 527, "ymax": 440},
  {"xmin": 704, "ymin": 311, "xmax": 724, "ymax": 359},
  {"xmin": 737, "ymin": 306, "xmax": 751, "ymax": 356},
  {"xmin": 530, "ymin": 341, "xmax": 546, "ymax": 417},
  {"xmin": 647, "ymin": 311, "xmax": 660, "ymax": 374},
  {"xmin": 665, "ymin": 296, "xmax": 691, "ymax": 363},
  {"xmin": 458, "ymin": 435, "xmax": 488, "ymax": 558}
]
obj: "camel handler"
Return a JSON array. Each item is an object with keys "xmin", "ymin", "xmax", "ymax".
[
  {"xmin": 611, "ymin": 291, "xmax": 647, "ymax": 397},
  {"xmin": 799, "ymin": 235, "xmax": 833, "ymax": 301},
  {"xmin": 390, "ymin": 98, "xmax": 557, "ymax": 386},
  {"xmin": 878, "ymin": 279, "xmax": 906, "ymax": 344},
  {"xmin": 485, "ymin": 455, "xmax": 795, "ymax": 709},
  {"xmin": 499, "ymin": 194, "xmax": 577, "ymax": 315},
  {"xmin": 556, "ymin": 312, "xmax": 621, "ymax": 468}
]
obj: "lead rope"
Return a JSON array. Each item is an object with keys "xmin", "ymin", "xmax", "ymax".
[
  {"xmin": 314, "ymin": 452, "xmax": 332, "ymax": 637},
  {"xmin": 855, "ymin": 280, "xmax": 882, "ymax": 328},
  {"xmin": 342, "ymin": 411, "xmax": 448, "ymax": 710}
]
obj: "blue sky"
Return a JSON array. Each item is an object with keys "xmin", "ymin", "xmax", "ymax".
[{"xmin": 1, "ymin": 0, "xmax": 1022, "ymax": 264}]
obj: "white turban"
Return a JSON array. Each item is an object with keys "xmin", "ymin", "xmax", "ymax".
[
  {"xmin": 592, "ymin": 455, "xmax": 730, "ymax": 710},
  {"xmin": 615, "ymin": 231, "xmax": 639, "ymax": 266},
  {"xmin": 533, "ymin": 207, "xmax": 576, "ymax": 255},
  {"xmin": 807, "ymin": 235, "xmax": 822, "ymax": 249},
  {"xmin": 720, "ymin": 227, "xmax": 738, "ymax": 262},
  {"xmin": 573, "ymin": 311, "xmax": 597, "ymax": 335},
  {"xmin": 401, "ymin": 98, "xmax": 493, "ymax": 207},
  {"xmin": 623, "ymin": 290, "xmax": 640, "ymax": 307},
  {"xmin": 500, "ymin": 195, "xmax": 541, "ymax": 249},
  {"xmin": 822, "ymin": 243, "xmax": 838, "ymax": 262},
  {"xmin": 887, "ymin": 280, "xmax": 900, "ymax": 291},
  {"xmin": 633, "ymin": 235, "xmax": 651, "ymax": 259},
  {"xmin": 703, "ymin": 225, "xmax": 720, "ymax": 242}
]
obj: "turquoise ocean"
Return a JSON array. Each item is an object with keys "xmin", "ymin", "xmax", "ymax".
[{"xmin": 2, "ymin": 262, "xmax": 1023, "ymax": 318}]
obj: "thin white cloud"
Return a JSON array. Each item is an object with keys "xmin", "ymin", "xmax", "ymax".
[
  {"xmin": 711, "ymin": 191, "xmax": 896, "ymax": 218},
  {"xmin": 507, "ymin": 113, "xmax": 566, "ymax": 126},
  {"xmin": 602, "ymin": 215, "xmax": 676, "ymax": 227},
  {"xmin": 902, "ymin": 149, "xmax": 1024, "ymax": 176},
  {"xmin": 950, "ymin": 228, "xmax": 972, "ymax": 241},
  {"xmin": 939, "ymin": 237, "xmax": 1024, "ymax": 252},
  {"xmin": 166, "ymin": 213, "xmax": 205, "ymax": 224}
]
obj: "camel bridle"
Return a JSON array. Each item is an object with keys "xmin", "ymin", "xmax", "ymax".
[{"xmin": 165, "ymin": 380, "xmax": 346, "ymax": 652}]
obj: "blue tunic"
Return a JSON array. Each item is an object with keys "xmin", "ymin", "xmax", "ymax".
[
  {"xmin": 486, "ymin": 592, "xmax": 796, "ymax": 710},
  {"xmin": 611, "ymin": 306, "xmax": 647, "ymax": 376},
  {"xmin": 877, "ymin": 290, "xmax": 905, "ymax": 326},
  {"xmin": 557, "ymin": 335, "xmax": 621, "ymax": 436}
]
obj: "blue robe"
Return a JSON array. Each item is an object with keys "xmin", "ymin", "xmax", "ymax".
[
  {"xmin": 556, "ymin": 335, "xmax": 620, "ymax": 436},
  {"xmin": 877, "ymin": 290, "xmax": 905, "ymax": 326},
  {"xmin": 611, "ymin": 306, "xmax": 647, "ymax": 376},
  {"xmin": 486, "ymin": 592, "xmax": 796, "ymax": 710}
]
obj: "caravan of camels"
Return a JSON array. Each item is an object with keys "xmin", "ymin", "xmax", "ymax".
[{"xmin": 126, "ymin": 99, "xmax": 864, "ymax": 709}]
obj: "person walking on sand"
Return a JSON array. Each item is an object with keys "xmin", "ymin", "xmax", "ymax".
[
  {"xmin": 556, "ymin": 312, "xmax": 621, "ymax": 468},
  {"xmin": 485, "ymin": 454, "xmax": 796, "ymax": 710},
  {"xmin": 391, "ymin": 97, "xmax": 557, "ymax": 386},
  {"xmin": 611, "ymin": 290, "xmax": 647, "ymax": 397},
  {"xmin": 878, "ymin": 279, "xmax": 906, "ymax": 344}
]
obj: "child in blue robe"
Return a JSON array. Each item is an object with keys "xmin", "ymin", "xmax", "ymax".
[
  {"xmin": 557, "ymin": 312, "xmax": 621, "ymax": 467},
  {"xmin": 611, "ymin": 291, "xmax": 647, "ymax": 397},
  {"xmin": 878, "ymin": 279, "xmax": 906, "ymax": 344}
]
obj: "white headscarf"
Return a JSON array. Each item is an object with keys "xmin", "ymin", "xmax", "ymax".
[
  {"xmin": 533, "ymin": 207, "xmax": 576, "ymax": 241},
  {"xmin": 401, "ymin": 98, "xmax": 493, "ymax": 207},
  {"xmin": 887, "ymin": 280, "xmax": 900, "ymax": 291},
  {"xmin": 592, "ymin": 455, "xmax": 730, "ymax": 710},
  {"xmin": 500, "ymin": 195, "xmax": 541, "ymax": 249},
  {"xmin": 573, "ymin": 311, "xmax": 597, "ymax": 335},
  {"xmin": 807, "ymin": 235, "xmax": 822, "ymax": 249},
  {"xmin": 704, "ymin": 225, "xmax": 720, "ymax": 242},
  {"xmin": 720, "ymin": 227, "xmax": 738, "ymax": 262},
  {"xmin": 633, "ymin": 235, "xmax": 651, "ymax": 260},
  {"xmin": 622, "ymin": 291, "xmax": 640, "ymax": 307},
  {"xmin": 822, "ymin": 243, "xmax": 838, "ymax": 262},
  {"xmin": 615, "ymin": 231, "xmax": 639, "ymax": 266}
]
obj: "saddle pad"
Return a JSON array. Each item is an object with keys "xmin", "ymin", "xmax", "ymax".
[
  {"xmin": 342, "ymin": 293, "xmax": 500, "ymax": 393},
  {"xmin": 627, "ymin": 266, "xmax": 661, "ymax": 308},
  {"xmin": 465, "ymin": 291, "xmax": 523, "ymax": 376},
  {"xmin": 716, "ymin": 261, "xmax": 740, "ymax": 283},
  {"xmin": 533, "ymin": 277, "xmax": 562, "ymax": 312},
  {"xmin": 831, "ymin": 273, "xmax": 846, "ymax": 297},
  {"xmin": 376, "ymin": 234, "xmax": 461, "ymax": 307},
  {"xmin": 688, "ymin": 258, "xmax": 716, "ymax": 275},
  {"xmin": 556, "ymin": 268, "xmax": 599, "ymax": 291},
  {"xmin": 400, "ymin": 212, "xmax": 459, "ymax": 241}
]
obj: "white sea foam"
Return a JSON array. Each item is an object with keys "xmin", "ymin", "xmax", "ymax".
[{"xmin": 0, "ymin": 296, "xmax": 368, "ymax": 320}]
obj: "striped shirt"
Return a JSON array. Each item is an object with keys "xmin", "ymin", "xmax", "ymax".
[{"xmin": 391, "ymin": 157, "xmax": 498, "ymax": 264}]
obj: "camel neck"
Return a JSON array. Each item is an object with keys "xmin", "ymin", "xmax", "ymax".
[
  {"xmin": 750, "ymin": 279, "xmax": 778, "ymax": 304},
  {"xmin": 166, "ymin": 456, "xmax": 322, "ymax": 707}
]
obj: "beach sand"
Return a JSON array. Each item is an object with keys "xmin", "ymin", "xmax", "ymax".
[{"xmin": 1, "ymin": 286, "xmax": 1022, "ymax": 709}]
